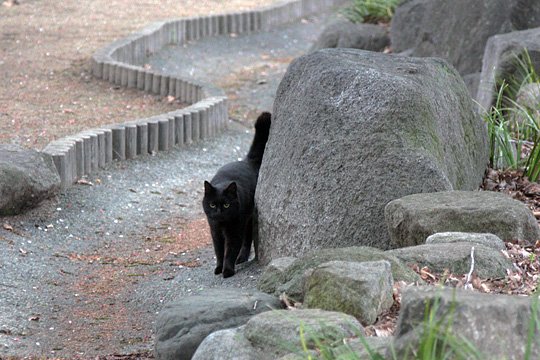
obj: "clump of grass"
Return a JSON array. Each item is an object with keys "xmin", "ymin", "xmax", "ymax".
[
  {"xmin": 341, "ymin": 0, "xmax": 402, "ymax": 24},
  {"xmin": 295, "ymin": 293, "xmax": 482, "ymax": 359},
  {"xmin": 294, "ymin": 297, "xmax": 484, "ymax": 360},
  {"xmin": 483, "ymin": 50, "xmax": 540, "ymax": 181},
  {"xmin": 290, "ymin": 285, "xmax": 540, "ymax": 359},
  {"xmin": 398, "ymin": 294, "xmax": 481, "ymax": 360}
]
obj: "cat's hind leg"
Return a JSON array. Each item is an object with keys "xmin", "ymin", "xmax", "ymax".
[{"xmin": 236, "ymin": 217, "xmax": 252, "ymax": 264}]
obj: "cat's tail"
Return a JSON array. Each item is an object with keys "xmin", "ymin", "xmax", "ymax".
[{"xmin": 246, "ymin": 111, "xmax": 271, "ymax": 167}]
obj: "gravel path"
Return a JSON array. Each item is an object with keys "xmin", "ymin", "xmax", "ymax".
[
  {"xmin": 0, "ymin": 11, "xmax": 334, "ymax": 359},
  {"xmin": 146, "ymin": 14, "xmax": 332, "ymax": 122},
  {"xmin": 1, "ymin": 123, "xmax": 262, "ymax": 358}
]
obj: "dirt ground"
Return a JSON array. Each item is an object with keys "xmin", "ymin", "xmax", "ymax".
[{"xmin": 0, "ymin": 0, "xmax": 280, "ymax": 149}]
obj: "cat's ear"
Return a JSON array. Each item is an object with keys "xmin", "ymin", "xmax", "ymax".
[
  {"xmin": 224, "ymin": 181, "xmax": 237, "ymax": 196},
  {"xmin": 204, "ymin": 181, "xmax": 214, "ymax": 194}
]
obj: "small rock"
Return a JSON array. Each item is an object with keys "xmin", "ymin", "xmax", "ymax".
[
  {"xmin": 192, "ymin": 326, "xmax": 267, "ymax": 360},
  {"xmin": 387, "ymin": 242, "xmax": 511, "ymax": 278},
  {"xmin": 304, "ymin": 260, "xmax": 394, "ymax": 325},
  {"xmin": 426, "ymin": 232, "xmax": 506, "ymax": 251},
  {"xmin": 257, "ymin": 257, "xmax": 297, "ymax": 294},
  {"xmin": 244, "ymin": 309, "xmax": 364, "ymax": 358}
]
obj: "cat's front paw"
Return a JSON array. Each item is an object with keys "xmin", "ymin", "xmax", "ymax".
[
  {"xmin": 222, "ymin": 268, "xmax": 235, "ymax": 278},
  {"xmin": 214, "ymin": 265, "xmax": 223, "ymax": 275}
]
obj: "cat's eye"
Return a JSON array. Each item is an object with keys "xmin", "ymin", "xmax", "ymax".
[
  {"xmin": 209, "ymin": 203, "xmax": 216, "ymax": 208},
  {"xmin": 223, "ymin": 203, "xmax": 230, "ymax": 208}
]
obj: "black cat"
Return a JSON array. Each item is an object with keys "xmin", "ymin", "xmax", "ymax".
[{"xmin": 202, "ymin": 112, "xmax": 271, "ymax": 278}]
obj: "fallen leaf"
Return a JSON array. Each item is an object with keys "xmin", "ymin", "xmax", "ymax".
[{"xmin": 3, "ymin": 223, "xmax": 13, "ymax": 231}]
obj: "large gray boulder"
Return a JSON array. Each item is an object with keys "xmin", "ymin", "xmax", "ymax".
[
  {"xmin": 393, "ymin": 286, "xmax": 540, "ymax": 359},
  {"xmin": 311, "ymin": 18, "xmax": 389, "ymax": 52},
  {"xmin": 258, "ymin": 247, "xmax": 420, "ymax": 301},
  {"xmin": 304, "ymin": 260, "xmax": 394, "ymax": 325},
  {"xmin": 0, "ymin": 144, "xmax": 60, "ymax": 215},
  {"xmin": 476, "ymin": 27, "xmax": 540, "ymax": 112},
  {"xmin": 154, "ymin": 288, "xmax": 282, "ymax": 360},
  {"xmin": 385, "ymin": 191, "xmax": 540, "ymax": 248},
  {"xmin": 391, "ymin": 0, "xmax": 540, "ymax": 76},
  {"xmin": 387, "ymin": 243, "xmax": 512, "ymax": 278},
  {"xmin": 255, "ymin": 49, "xmax": 488, "ymax": 261}
]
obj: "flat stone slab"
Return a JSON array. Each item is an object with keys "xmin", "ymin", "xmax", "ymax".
[
  {"xmin": 387, "ymin": 242, "xmax": 512, "ymax": 278},
  {"xmin": 385, "ymin": 191, "xmax": 540, "ymax": 248},
  {"xmin": 426, "ymin": 232, "xmax": 506, "ymax": 251}
]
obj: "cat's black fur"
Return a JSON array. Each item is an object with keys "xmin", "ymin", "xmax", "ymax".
[{"xmin": 202, "ymin": 112, "xmax": 271, "ymax": 278}]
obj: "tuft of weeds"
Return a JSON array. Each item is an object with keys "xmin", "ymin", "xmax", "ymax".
[
  {"xmin": 340, "ymin": 0, "xmax": 402, "ymax": 24},
  {"xmin": 482, "ymin": 49, "xmax": 540, "ymax": 181}
]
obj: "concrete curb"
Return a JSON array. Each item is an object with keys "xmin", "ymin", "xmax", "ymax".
[{"xmin": 41, "ymin": 0, "xmax": 346, "ymax": 187}]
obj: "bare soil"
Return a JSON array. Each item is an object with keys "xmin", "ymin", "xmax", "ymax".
[{"xmin": 0, "ymin": 0, "xmax": 279, "ymax": 149}]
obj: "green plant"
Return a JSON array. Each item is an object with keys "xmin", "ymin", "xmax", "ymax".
[
  {"xmin": 295, "ymin": 294, "xmax": 482, "ymax": 359},
  {"xmin": 483, "ymin": 80, "xmax": 520, "ymax": 170},
  {"xmin": 482, "ymin": 49, "xmax": 540, "ymax": 181},
  {"xmin": 341, "ymin": 0, "xmax": 401, "ymax": 24},
  {"xmin": 524, "ymin": 286, "xmax": 540, "ymax": 360},
  {"xmin": 401, "ymin": 293, "xmax": 481, "ymax": 360}
]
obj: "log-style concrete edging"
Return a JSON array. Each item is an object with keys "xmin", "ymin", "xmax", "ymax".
[{"xmin": 42, "ymin": 0, "xmax": 346, "ymax": 187}]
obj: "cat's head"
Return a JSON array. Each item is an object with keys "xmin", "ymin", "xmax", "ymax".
[{"xmin": 202, "ymin": 181, "xmax": 239, "ymax": 221}]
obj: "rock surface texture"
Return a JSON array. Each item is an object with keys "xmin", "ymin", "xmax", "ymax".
[
  {"xmin": 393, "ymin": 286, "xmax": 540, "ymax": 359},
  {"xmin": 194, "ymin": 309, "xmax": 366, "ymax": 360},
  {"xmin": 311, "ymin": 18, "xmax": 389, "ymax": 52},
  {"xmin": 304, "ymin": 260, "xmax": 394, "ymax": 324},
  {"xmin": 255, "ymin": 49, "xmax": 488, "ymax": 261},
  {"xmin": 385, "ymin": 191, "xmax": 540, "ymax": 248},
  {"xmin": 192, "ymin": 326, "xmax": 266, "ymax": 360},
  {"xmin": 425, "ymin": 232, "xmax": 506, "ymax": 250},
  {"xmin": 154, "ymin": 288, "xmax": 282, "ymax": 360},
  {"xmin": 391, "ymin": 0, "xmax": 540, "ymax": 76},
  {"xmin": 0, "ymin": 144, "xmax": 60, "ymax": 215},
  {"xmin": 244, "ymin": 309, "xmax": 364, "ymax": 358},
  {"xmin": 387, "ymin": 243, "xmax": 511, "ymax": 278}
]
